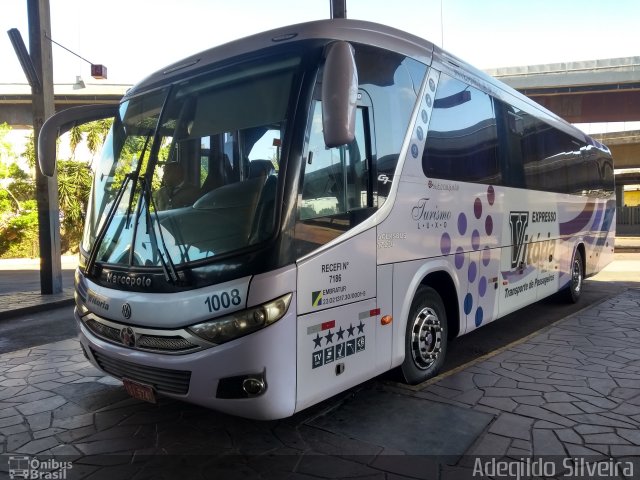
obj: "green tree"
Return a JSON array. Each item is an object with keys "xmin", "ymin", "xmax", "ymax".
[
  {"xmin": 68, "ymin": 119, "xmax": 112, "ymax": 159},
  {"xmin": 0, "ymin": 123, "xmax": 17, "ymax": 164},
  {"xmin": 0, "ymin": 124, "xmax": 38, "ymax": 258},
  {"xmin": 3, "ymin": 165, "xmax": 34, "ymax": 204},
  {"xmin": 69, "ymin": 126, "xmax": 83, "ymax": 158},
  {"xmin": 0, "ymin": 119, "xmax": 122, "ymax": 256},
  {"xmin": 86, "ymin": 119, "xmax": 111, "ymax": 154},
  {"xmin": 57, "ymin": 160, "xmax": 92, "ymax": 252},
  {"xmin": 56, "ymin": 119, "xmax": 112, "ymax": 252},
  {"xmin": 0, "ymin": 199, "xmax": 39, "ymax": 258},
  {"xmin": 23, "ymin": 131, "xmax": 36, "ymax": 170},
  {"xmin": 0, "ymin": 119, "xmax": 113, "ymax": 257}
]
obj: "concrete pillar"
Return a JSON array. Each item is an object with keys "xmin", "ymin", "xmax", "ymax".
[
  {"xmin": 28, "ymin": 0, "xmax": 62, "ymax": 294},
  {"xmin": 616, "ymin": 184, "xmax": 624, "ymax": 208}
]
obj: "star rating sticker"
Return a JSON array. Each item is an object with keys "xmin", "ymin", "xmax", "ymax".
[
  {"xmin": 336, "ymin": 326, "xmax": 345, "ymax": 340},
  {"xmin": 313, "ymin": 333, "xmax": 322, "ymax": 349},
  {"xmin": 347, "ymin": 323, "xmax": 355, "ymax": 337},
  {"xmin": 357, "ymin": 320, "xmax": 365, "ymax": 334},
  {"xmin": 324, "ymin": 329, "xmax": 334, "ymax": 344}
]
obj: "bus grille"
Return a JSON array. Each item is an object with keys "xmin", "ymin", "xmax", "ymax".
[
  {"xmin": 137, "ymin": 335, "xmax": 196, "ymax": 351},
  {"xmin": 85, "ymin": 319, "xmax": 121, "ymax": 343},
  {"xmin": 90, "ymin": 348, "xmax": 191, "ymax": 394},
  {"xmin": 84, "ymin": 318, "xmax": 199, "ymax": 353}
]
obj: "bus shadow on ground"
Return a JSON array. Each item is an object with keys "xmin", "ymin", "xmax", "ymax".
[{"xmin": 306, "ymin": 384, "xmax": 493, "ymax": 461}]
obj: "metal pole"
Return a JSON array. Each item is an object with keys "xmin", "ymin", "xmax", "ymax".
[
  {"xmin": 330, "ymin": 0, "xmax": 347, "ymax": 19},
  {"xmin": 28, "ymin": 0, "xmax": 62, "ymax": 294},
  {"xmin": 616, "ymin": 184, "xmax": 624, "ymax": 208}
]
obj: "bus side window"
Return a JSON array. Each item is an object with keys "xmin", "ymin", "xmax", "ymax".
[
  {"xmin": 494, "ymin": 101, "xmax": 525, "ymax": 188},
  {"xmin": 422, "ymin": 73, "xmax": 500, "ymax": 185},
  {"xmin": 295, "ymin": 102, "xmax": 373, "ymax": 253},
  {"xmin": 299, "ymin": 102, "xmax": 370, "ymax": 220}
]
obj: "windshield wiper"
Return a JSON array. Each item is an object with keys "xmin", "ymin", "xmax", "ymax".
[
  {"xmin": 137, "ymin": 175, "xmax": 179, "ymax": 284},
  {"xmin": 85, "ymin": 173, "xmax": 133, "ymax": 276},
  {"xmin": 125, "ymin": 135, "xmax": 151, "ymax": 228}
]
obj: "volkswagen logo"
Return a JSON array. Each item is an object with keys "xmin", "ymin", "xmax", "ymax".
[
  {"xmin": 122, "ymin": 303, "xmax": 132, "ymax": 319},
  {"xmin": 120, "ymin": 327, "xmax": 136, "ymax": 348}
]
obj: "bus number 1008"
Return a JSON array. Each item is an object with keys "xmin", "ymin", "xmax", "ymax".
[{"xmin": 204, "ymin": 289, "xmax": 242, "ymax": 312}]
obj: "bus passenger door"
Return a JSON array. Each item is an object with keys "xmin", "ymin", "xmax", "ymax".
[
  {"xmin": 295, "ymin": 234, "xmax": 378, "ymax": 413},
  {"xmin": 293, "ymin": 98, "xmax": 381, "ymax": 412}
]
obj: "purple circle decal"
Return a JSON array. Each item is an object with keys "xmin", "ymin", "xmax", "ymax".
[
  {"xmin": 458, "ymin": 213, "xmax": 467, "ymax": 235},
  {"xmin": 485, "ymin": 215, "xmax": 493, "ymax": 235},
  {"xmin": 468, "ymin": 261, "xmax": 477, "ymax": 283},
  {"xmin": 479, "ymin": 276, "xmax": 487, "ymax": 297},
  {"xmin": 464, "ymin": 293, "xmax": 473, "ymax": 315},
  {"xmin": 440, "ymin": 232, "xmax": 451, "ymax": 255},
  {"xmin": 472, "ymin": 229, "xmax": 480, "ymax": 250},
  {"xmin": 487, "ymin": 185, "xmax": 495, "ymax": 205},
  {"xmin": 455, "ymin": 247, "xmax": 465, "ymax": 269},
  {"xmin": 474, "ymin": 198, "xmax": 482, "ymax": 219},
  {"xmin": 475, "ymin": 307, "xmax": 484, "ymax": 327},
  {"xmin": 482, "ymin": 246, "xmax": 491, "ymax": 266}
]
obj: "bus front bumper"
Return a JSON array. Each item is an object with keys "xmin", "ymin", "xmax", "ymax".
[{"xmin": 74, "ymin": 301, "xmax": 298, "ymax": 420}]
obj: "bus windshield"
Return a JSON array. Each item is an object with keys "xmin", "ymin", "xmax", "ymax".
[{"xmin": 82, "ymin": 55, "xmax": 300, "ymax": 270}]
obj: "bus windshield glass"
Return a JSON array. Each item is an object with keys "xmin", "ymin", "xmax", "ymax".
[{"xmin": 82, "ymin": 56, "xmax": 300, "ymax": 269}]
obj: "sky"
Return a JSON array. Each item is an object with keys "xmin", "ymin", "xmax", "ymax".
[{"xmin": 2, "ymin": 0, "xmax": 640, "ymax": 87}]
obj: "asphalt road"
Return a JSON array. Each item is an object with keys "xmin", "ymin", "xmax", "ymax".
[
  {"xmin": 0, "ymin": 268, "xmax": 75, "ymax": 293},
  {"xmin": 0, "ymin": 304, "xmax": 76, "ymax": 354},
  {"xmin": 2, "ymin": 254, "xmax": 637, "ymax": 377}
]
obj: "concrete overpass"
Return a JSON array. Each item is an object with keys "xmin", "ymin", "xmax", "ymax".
[
  {"xmin": 487, "ymin": 57, "xmax": 640, "ymax": 173},
  {"xmin": 486, "ymin": 57, "xmax": 640, "ymax": 124},
  {"xmin": 591, "ymin": 130, "xmax": 640, "ymax": 172},
  {"xmin": 2, "ymin": 57, "xmax": 639, "ymax": 172},
  {"xmin": 2, "ymin": 56, "xmax": 639, "ymax": 125},
  {"xmin": 0, "ymin": 83, "xmax": 130, "ymax": 128}
]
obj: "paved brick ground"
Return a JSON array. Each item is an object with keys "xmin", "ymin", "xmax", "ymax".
[
  {"xmin": 1, "ymin": 290, "xmax": 639, "ymax": 479},
  {"xmin": 413, "ymin": 291, "xmax": 640, "ymax": 458}
]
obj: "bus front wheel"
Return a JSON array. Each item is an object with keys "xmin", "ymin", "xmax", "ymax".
[
  {"xmin": 564, "ymin": 248, "xmax": 584, "ymax": 304},
  {"xmin": 401, "ymin": 286, "xmax": 448, "ymax": 384}
]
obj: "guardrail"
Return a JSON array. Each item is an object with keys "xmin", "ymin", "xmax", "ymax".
[{"xmin": 618, "ymin": 206, "xmax": 640, "ymax": 225}]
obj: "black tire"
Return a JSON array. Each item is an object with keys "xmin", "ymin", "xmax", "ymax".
[
  {"xmin": 564, "ymin": 248, "xmax": 584, "ymax": 304},
  {"xmin": 401, "ymin": 286, "xmax": 448, "ymax": 384}
]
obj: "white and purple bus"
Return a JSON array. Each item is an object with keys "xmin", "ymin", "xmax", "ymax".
[{"xmin": 40, "ymin": 18, "xmax": 615, "ymax": 419}]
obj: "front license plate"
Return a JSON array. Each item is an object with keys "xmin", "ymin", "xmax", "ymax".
[{"xmin": 123, "ymin": 378, "xmax": 156, "ymax": 403}]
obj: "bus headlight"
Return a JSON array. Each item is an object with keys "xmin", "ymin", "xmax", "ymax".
[{"xmin": 188, "ymin": 293, "xmax": 292, "ymax": 345}]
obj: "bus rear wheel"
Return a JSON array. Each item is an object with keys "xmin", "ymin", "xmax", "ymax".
[
  {"xmin": 401, "ymin": 286, "xmax": 448, "ymax": 384},
  {"xmin": 564, "ymin": 248, "xmax": 584, "ymax": 304}
]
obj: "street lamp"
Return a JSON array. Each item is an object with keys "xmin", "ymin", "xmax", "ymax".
[{"xmin": 73, "ymin": 76, "xmax": 86, "ymax": 90}]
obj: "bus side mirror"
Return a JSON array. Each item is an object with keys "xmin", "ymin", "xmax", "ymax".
[
  {"xmin": 38, "ymin": 104, "xmax": 118, "ymax": 177},
  {"xmin": 322, "ymin": 41, "xmax": 358, "ymax": 148}
]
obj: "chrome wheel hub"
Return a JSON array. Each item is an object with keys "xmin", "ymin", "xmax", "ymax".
[
  {"xmin": 572, "ymin": 258, "xmax": 582, "ymax": 294},
  {"xmin": 410, "ymin": 307, "xmax": 442, "ymax": 370}
]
